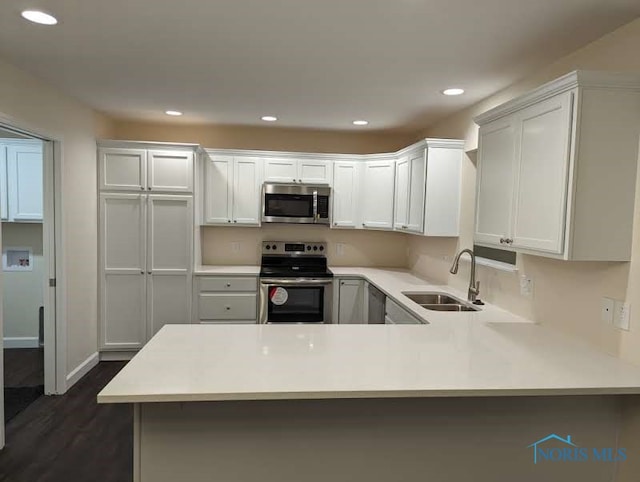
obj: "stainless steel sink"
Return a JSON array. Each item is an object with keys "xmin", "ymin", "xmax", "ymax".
[
  {"xmin": 402, "ymin": 292, "xmax": 481, "ymax": 312},
  {"xmin": 403, "ymin": 293, "xmax": 461, "ymax": 305},
  {"xmin": 420, "ymin": 304, "xmax": 479, "ymax": 312}
]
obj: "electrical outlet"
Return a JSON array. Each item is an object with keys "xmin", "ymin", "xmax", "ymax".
[
  {"xmin": 519, "ymin": 276, "xmax": 534, "ymax": 297},
  {"xmin": 613, "ymin": 301, "xmax": 631, "ymax": 331},
  {"xmin": 601, "ymin": 297, "xmax": 614, "ymax": 324},
  {"xmin": 231, "ymin": 242, "xmax": 240, "ymax": 253},
  {"xmin": 336, "ymin": 243, "xmax": 345, "ymax": 256}
]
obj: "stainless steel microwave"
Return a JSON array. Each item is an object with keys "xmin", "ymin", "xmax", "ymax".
[{"xmin": 262, "ymin": 183, "xmax": 331, "ymax": 225}]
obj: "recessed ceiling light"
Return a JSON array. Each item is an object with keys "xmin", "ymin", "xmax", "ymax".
[
  {"xmin": 442, "ymin": 88, "xmax": 465, "ymax": 96},
  {"xmin": 352, "ymin": 120, "xmax": 369, "ymax": 126},
  {"xmin": 165, "ymin": 110, "xmax": 183, "ymax": 116},
  {"xmin": 261, "ymin": 116, "xmax": 278, "ymax": 122},
  {"xmin": 21, "ymin": 10, "xmax": 58, "ymax": 25}
]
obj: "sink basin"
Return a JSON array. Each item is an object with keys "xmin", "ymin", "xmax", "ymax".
[
  {"xmin": 420, "ymin": 304, "xmax": 479, "ymax": 312},
  {"xmin": 403, "ymin": 293, "xmax": 461, "ymax": 305}
]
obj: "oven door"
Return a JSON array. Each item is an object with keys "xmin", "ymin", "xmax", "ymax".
[{"xmin": 259, "ymin": 278, "xmax": 333, "ymax": 324}]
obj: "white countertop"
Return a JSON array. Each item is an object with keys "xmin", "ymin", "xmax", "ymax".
[{"xmin": 98, "ymin": 267, "xmax": 640, "ymax": 404}]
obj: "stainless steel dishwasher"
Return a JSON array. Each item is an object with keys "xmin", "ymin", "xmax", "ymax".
[{"xmin": 367, "ymin": 283, "xmax": 386, "ymax": 324}]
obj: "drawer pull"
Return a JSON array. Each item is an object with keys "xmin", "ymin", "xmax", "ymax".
[{"xmin": 225, "ymin": 306, "xmax": 231, "ymax": 311}]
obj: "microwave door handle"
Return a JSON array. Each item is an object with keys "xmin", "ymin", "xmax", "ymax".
[{"xmin": 313, "ymin": 190, "xmax": 318, "ymax": 221}]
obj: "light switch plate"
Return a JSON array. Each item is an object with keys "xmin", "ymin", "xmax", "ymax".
[
  {"xmin": 336, "ymin": 243, "xmax": 345, "ymax": 256},
  {"xmin": 613, "ymin": 301, "xmax": 631, "ymax": 331},
  {"xmin": 601, "ymin": 297, "xmax": 614, "ymax": 324},
  {"xmin": 519, "ymin": 276, "xmax": 534, "ymax": 297}
]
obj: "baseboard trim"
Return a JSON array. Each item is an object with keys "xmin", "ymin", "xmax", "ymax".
[
  {"xmin": 99, "ymin": 351, "xmax": 137, "ymax": 362},
  {"xmin": 4, "ymin": 337, "xmax": 40, "ymax": 349},
  {"xmin": 66, "ymin": 352, "xmax": 99, "ymax": 389}
]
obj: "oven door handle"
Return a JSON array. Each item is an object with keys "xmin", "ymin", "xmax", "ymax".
[{"xmin": 260, "ymin": 278, "xmax": 333, "ymax": 285}]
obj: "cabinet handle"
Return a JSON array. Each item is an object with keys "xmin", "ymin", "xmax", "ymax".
[
  {"xmin": 225, "ymin": 306, "xmax": 231, "ymax": 311},
  {"xmin": 147, "ymin": 271, "xmax": 152, "ymax": 275},
  {"xmin": 233, "ymin": 220, "xmax": 237, "ymax": 223},
  {"xmin": 499, "ymin": 237, "xmax": 505, "ymax": 244},
  {"xmin": 140, "ymin": 271, "xmax": 144, "ymax": 274},
  {"xmin": 147, "ymin": 187, "xmax": 151, "ymax": 191},
  {"xmin": 227, "ymin": 220, "xmax": 231, "ymax": 223},
  {"xmin": 140, "ymin": 187, "xmax": 144, "ymax": 191},
  {"xmin": 226, "ymin": 283, "xmax": 231, "ymax": 287},
  {"xmin": 506, "ymin": 238, "xmax": 514, "ymax": 245},
  {"xmin": 362, "ymin": 223, "xmax": 366, "ymax": 227}
]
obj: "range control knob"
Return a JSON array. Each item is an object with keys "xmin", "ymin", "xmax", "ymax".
[
  {"xmin": 272, "ymin": 244, "xmax": 277, "ymax": 250},
  {"xmin": 306, "ymin": 245, "xmax": 312, "ymax": 251},
  {"xmin": 265, "ymin": 245, "xmax": 271, "ymax": 250},
  {"xmin": 313, "ymin": 246, "xmax": 318, "ymax": 251},
  {"xmin": 319, "ymin": 246, "xmax": 324, "ymax": 251}
]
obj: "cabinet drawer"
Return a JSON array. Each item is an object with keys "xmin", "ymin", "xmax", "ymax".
[
  {"xmin": 199, "ymin": 277, "xmax": 257, "ymax": 292},
  {"xmin": 198, "ymin": 293, "xmax": 257, "ymax": 320}
]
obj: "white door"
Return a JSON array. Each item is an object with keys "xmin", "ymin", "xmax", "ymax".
[
  {"xmin": 512, "ymin": 91, "xmax": 574, "ymax": 253},
  {"xmin": 406, "ymin": 151, "xmax": 426, "ymax": 233},
  {"xmin": 332, "ymin": 161, "xmax": 361, "ymax": 228},
  {"xmin": 7, "ymin": 143, "xmax": 43, "ymax": 222},
  {"xmin": 99, "ymin": 194, "xmax": 147, "ymax": 350},
  {"xmin": 299, "ymin": 160, "xmax": 332, "ymax": 185},
  {"xmin": 475, "ymin": 117, "xmax": 518, "ymax": 247},
  {"xmin": 263, "ymin": 158, "xmax": 298, "ymax": 183},
  {"xmin": 0, "ymin": 147, "xmax": 7, "ymax": 221},
  {"xmin": 148, "ymin": 150, "xmax": 194, "ymax": 193},
  {"xmin": 147, "ymin": 195, "xmax": 193, "ymax": 338},
  {"xmin": 361, "ymin": 160, "xmax": 395, "ymax": 230},
  {"xmin": 338, "ymin": 279, "xmax": 364, "ymax": 324},
  {"xmin": 393, "ymin": 156, "xmax": 410, "ymax": 230},
  {"xmin": 204, "ymin": 155, "xmax": 233, "ymax": 224},
  {"xmin": 232, "ymin": 157, "xmax": 262, "ymax": 225},
  {"xmin": 98, "ymin": 148, "xmax": 147, "ymax": 192}
]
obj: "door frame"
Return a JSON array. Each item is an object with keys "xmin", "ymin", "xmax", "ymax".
[{"xmin": 0, "ymin": 114, "xmax": 67, "ymax": 401}]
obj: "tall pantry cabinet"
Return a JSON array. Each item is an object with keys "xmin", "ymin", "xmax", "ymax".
[{"xmin": 98, "ymin": 143, "xmax": 196, "ymax": 352}]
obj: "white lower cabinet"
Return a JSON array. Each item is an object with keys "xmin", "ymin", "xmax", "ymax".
[
  {"xmin": 385, "ymin": 298, "xmax": 422, "ymax": 325},
  {"xmin": 361, "ymin": 159, "xmax": 395, "ymax": 230},
  {"xmin": 99, "ymin": 193, "xmax": 193, "ymax": 351},
  {"xmin": 195, "ymin": 276, "xmax": 258, "ymax": 324},
  {"xmin": 337, "ymin": 279, "xmax": 365, "ymax": 324}
]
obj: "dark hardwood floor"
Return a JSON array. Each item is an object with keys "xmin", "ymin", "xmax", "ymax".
[
  {"xmin": 0, "ymin": 362, "xmax": 132, "ymax": 482},
  {"xmin": 4, "ymin": 348, "xmax": 44, "ymax": 388}
]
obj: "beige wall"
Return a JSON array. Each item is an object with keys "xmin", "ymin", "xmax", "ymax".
[
  {"xmin": 201, "ymin": 226, "xmax": 407, "ymax": 268},
  {"xmin": 111, "ymin": 119, "xmax": 413, "ymax": 154},
  {"xmin": 0, "ymin": 57, "xmax": 112, "ymax": 375},
  {"xmin": 1, "ymin": 223, "xmax": 44, "ymax": 342},
  {"xmin": 408, "ymin": 18, "xmax": 640, "ymax": 364}
]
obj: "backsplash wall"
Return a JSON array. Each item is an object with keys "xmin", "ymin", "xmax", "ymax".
[{"xmin": 201, "ymin": 226, "xmax": 409, "ymax": 268}]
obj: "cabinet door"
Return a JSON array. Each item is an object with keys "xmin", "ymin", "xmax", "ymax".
[
  {"xmin": 99, "ymin": 193, "xmax": 147, "ymax": 350},
  {"xmin": 338, "ymin": 279, "xmax": 364, "ymax": 324},
  {"xmin": 232, "ymin": 157, "xmax": 262, "ymax": 225},
  {"xmin": 264, "ymin": 158, "xmax": 298, "ymax": 183},
  {"xmin": 99, "ymin": 148, "xmax": 147, "ymax": 191},
  {"xmin": 0, "ymin": 147, "xmax": 7, "ymax": 221},
  {"xmin": 7, "ymin": 143, "xmax": 43, "ymax": 221},
  {"xmin": 361, "ymin": 160, "xmax": 395, "ymax": 230},
  {"xmin": 204, "ymin": 155, "xmax": 233, "ymax": 224},
  {"xmin": 147, "ymin": 195, "xmax": 193, "ymax": 338},
  {"xmin": 424, "ymin": 147, "xmax": 462, "ymax": 236},
  {"xmin": 512, "ymin": 92, "xmax": 574, "ymax": 253},
  {"xmin": 475, "ymin": 118, "xmax": 518, "ymax": 247},
  {"xmin": 406, "ymin": 151, "xmax": 426, "ymax": 233},
  {"xmin": 332, "ymin": 161, "xmax": 360, "ymax": 228},
  {"xmin": 299, "ymin": 160, "xmax": 332, "ymax": 184},
  {"xmin": 393, "ymin": 157, "xmax": 410, "ymax": 230},
  {"xmin": 148, "ymin": 150, "xmax": 194, "ymax": 193}
]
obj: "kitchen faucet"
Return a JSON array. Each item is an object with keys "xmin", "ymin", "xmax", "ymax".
[{"xmin": 449, "ymin": 249, "xmax": 481, "ymax": 303}]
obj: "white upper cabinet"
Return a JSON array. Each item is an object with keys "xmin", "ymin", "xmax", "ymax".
[
  {"xmin": 423, "ymin": 144, "xmax": 463, "ymax": 237},
  {"xmin": 232, "ymin": 157, "xmax": 263, "ymax": 225},
  {"xmin": 6, "ymin": 142, "xmax": 43, "ymax": 222},
  {"xmin": 148, "ymin": 150, "xmax": 194, "ymax": 193},
  {"xmin": 263, "ymin": 158, "xmax": 297, "ymax": 183},
  {"xmin": 475, "ymin": 118, "xmax": 518, "ymax": 247},
  {"xmin": 394, "ymin": 151, "xmax": 426, "ymax": 234},
  {"xmin": 474, "ymin": 71, "xmax": 640, "ymax": 261},
  {"xmin": 0, "ymin": 146, "xmax": 8, "ymax": 221},
  {"xmin": 203, "ymin": 154, "xmax": 262, "ymax": 226},
  {"xmin": 393, "ymin": 156, "xmax": 410, "ymax": 230},
  {"xmin": 332, "ymin": 161, "xmax": 361, "ymax": 228},
  {"xmin": 264, "ymin": 158, "xmax": 332, "ymax": 185},
  {"xmin": 99, "ymin": 146, "xmax": 194, "ymax": 193},
  {"xmin": 204, "ymin": 155, "xmax": 233, "ymax": 224},
  {"xmin": 361, "ymin": 159, "xmax": 395, "ymax": 230},
  {"xmin": 99, "ymin": 148, "xmax": 147, "ymax": 192},
  {"xmin": 511, "ymin": 92, "xmax": 573, "ymax": 253}
]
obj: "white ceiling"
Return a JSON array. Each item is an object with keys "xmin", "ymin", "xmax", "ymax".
[{"xmin": 1, "ymin": 0, "xmax": 639, "ymax": 132}]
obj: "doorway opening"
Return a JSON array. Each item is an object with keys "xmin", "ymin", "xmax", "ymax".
[{"xmin": 0, "ymin": 124, "xmax": 57, "ymax": 426}]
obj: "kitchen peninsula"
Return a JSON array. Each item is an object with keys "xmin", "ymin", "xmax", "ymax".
[{"xmin": 99, "ymin": 269, "xmax": 640, "ymax": 482}]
